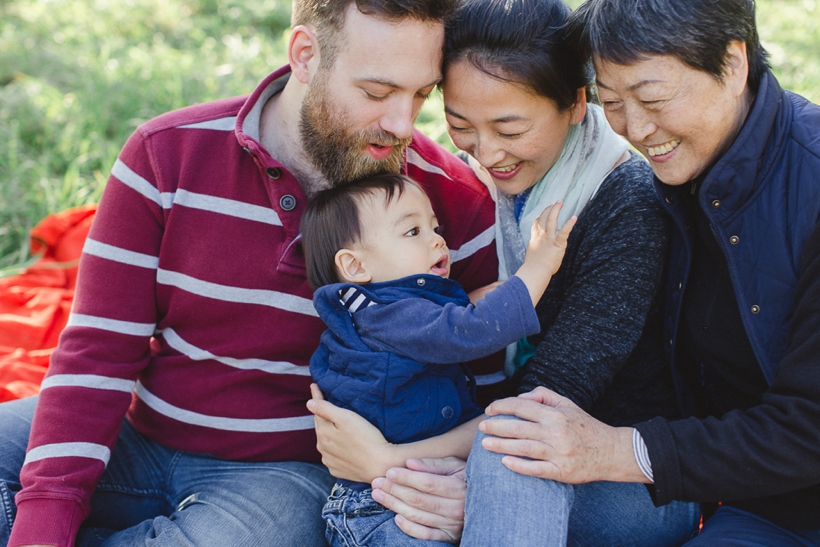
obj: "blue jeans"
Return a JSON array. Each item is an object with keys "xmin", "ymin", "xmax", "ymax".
[
  {"xmin": 461, "ymin": 417, "xmax": 701, "ymax": 547},
  {"xmin": 0, "ymin": 396, "xmax": 335, "ymax": 546},
  {"xmin": 684, "ymin": 506, "xmax": 820, "ymax": 546},
  {"xmin": 323, "ymin": 483, "xmax": 448, "ymax": 547}
]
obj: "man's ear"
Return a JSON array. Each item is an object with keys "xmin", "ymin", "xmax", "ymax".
[
  {"xmin": 723, "ymin": 40, "xmax": 749, "ymax": 98},
  {"xmin": 335, "ymin": 249, "xmax": 372, "ymax": 284},
  {"xmin": 570, "ymin": 87, "xmax": 588, "ymax": 125},
  {"xmin": 288, "ymin": 25, "xmax": 320, "ymax": 85}
]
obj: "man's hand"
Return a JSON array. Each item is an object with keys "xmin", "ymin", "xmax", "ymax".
[
  {"xmin": 307, "ymin": 384, "xmax": 397, "ymax": 482},
  {"xmin": 371, "ymin": 457, "xmax": 467, "ymax": 544},
  {"xmin": 481, "ymin": 387, "xmax": 647, "ymax": 484}
]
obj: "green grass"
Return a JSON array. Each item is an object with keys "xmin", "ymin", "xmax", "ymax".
[{"xmin": 2, "ymin": 0, "xmax": 818, "ymax": 274}]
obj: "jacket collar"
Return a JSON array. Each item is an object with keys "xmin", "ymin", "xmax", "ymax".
[{"xmin": 698, "ymin": 70, "xmax": 788, "ymax": 213}]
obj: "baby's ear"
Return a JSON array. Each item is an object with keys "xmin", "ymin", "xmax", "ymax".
[{"xmin": 335, "ymin": 249, "xmax": 371, "ymax": 284}]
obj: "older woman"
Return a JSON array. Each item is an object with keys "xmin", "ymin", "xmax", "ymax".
[{"xmin": 476, "ymin": 0, "xmax": 820, "ymax": 545}]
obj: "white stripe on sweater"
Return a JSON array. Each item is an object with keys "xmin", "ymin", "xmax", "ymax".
[
  {"xmin": 40, "ymin": 374, "xmax": 135, "ymax": 393},
  {"xmin": 407, "ymin": 148, "xmax": 448, "ymax": 178},
  {"xmin": 174, "ymin": 189, "xmax": 282, "ymax": 226},
  {"xmin": 450, "ymin": 225, "xmax": 495, "ymax": 264},
  {"xmin": 161, "ymin": 328, "xmax": 311, "ymax": 376},
  {"xmin": 134, "ymin": 381, "xmax": 315, "ymax": 432},
  {"xmin": 83, "ymin": 238, "xmax": 159, "ymax": 269},
  {"xmin": 156, "ymin": 269, "xmax": 318, "ymax": 316},
  {"xmin": 113, "ymin": 159, "xmax": 280, "ymax": 225},
  {"xmin": 67, "ymin": 313, "xmax": 156, "ymax": 337},
  {"xmin": 24, "ymin": 442, "xmax": 111, "ymax": 466},
  {"xmin": 178, "ymin": 117, "xmax": 237, "ymax": 131},
  {"xmin": 111, "ymin": 159, "xmax": 162, "ymax": 206}
]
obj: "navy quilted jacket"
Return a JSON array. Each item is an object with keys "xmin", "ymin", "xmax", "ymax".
[
  {"xmin": 310, "ymin": 274, "xmax": 538, "ymax": 448},
  {"xmin": 636, "ymin": 70, "xmax": 820, "ymax": 528},
  {"xmin": 657, "ymin": 69, "xmax": 820, "ymax": 403}
]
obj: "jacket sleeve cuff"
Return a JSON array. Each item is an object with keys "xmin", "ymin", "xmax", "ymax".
[
  {"xmin": 634, "ymin": 417, "xmax": 684, "ymax": 506},
  {"xmin": 9, "ymin": 497, "xmax": 86, "ymax": 547}
]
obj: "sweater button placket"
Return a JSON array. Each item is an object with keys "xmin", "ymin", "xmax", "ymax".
[
  {"xmin": 751, "ymin": 305, "xmax": 760, "ymax": 314},
  {"xmin": 729, "ymin": 235, "xmax": 740, "ymax": 245}
]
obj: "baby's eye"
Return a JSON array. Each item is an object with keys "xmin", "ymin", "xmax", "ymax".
[
  {"xmin": 405, "ymin": 227, "xmax": 420, "ymax": 237},
  {"xmin": 433, "ymin": 225, "xmax": 443, "ymax": 235}
]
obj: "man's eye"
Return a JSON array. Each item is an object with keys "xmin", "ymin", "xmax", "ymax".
[{"xmin": 365, "ymin": 90, "xmax": 389, "ymax": 101}]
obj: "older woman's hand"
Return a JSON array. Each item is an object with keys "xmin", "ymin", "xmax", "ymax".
[
  {"xmin": 372, "ymin": 457, "xmax": 467, "ymax": 544},
  {"xmin": 481, "ymin": 386, "xmax": 648, "ymax": 484}
]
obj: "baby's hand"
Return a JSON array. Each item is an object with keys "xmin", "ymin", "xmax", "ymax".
[
  {"xmin": 513, "ymin": 202, "xmax": 576, "ymax": 306},
  {"xmin": 526, "ymin": 201, "xmax": 576, "ymax": 275}
]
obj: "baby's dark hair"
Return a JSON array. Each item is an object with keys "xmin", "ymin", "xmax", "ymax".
[{"xmin": 301, "ymin": 173, "xmax": 423, "ymax": 289}]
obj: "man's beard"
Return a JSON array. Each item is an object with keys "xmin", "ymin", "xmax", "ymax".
[{"xmin": 299, "ymin": 77, "xmax": 411, "ymax": 187}]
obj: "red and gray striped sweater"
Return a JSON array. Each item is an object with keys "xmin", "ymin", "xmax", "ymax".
[{"xmin": 12, "ymin": 66, "xmax": 500, "ymax": 547}]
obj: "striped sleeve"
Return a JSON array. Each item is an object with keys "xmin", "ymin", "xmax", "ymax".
[{"xmin": 12, "ymin": 127, "xmax": 164, "ymax": 547}]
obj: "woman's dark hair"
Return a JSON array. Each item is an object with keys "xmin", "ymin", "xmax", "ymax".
[
  {"xmin": 301, "ymin": 173, "xmax": 420, "ymax": 289},
  {"xmin": 567, "ymin": 0, "xmax": 770, "ymax": 90},
  {"xmin": 442, "ymin": 0, "xmax": 590, "ymax": 112}
]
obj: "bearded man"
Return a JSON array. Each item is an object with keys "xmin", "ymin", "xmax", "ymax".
[{"xmin": 0, "ymin": 1, "xmax": 501, "ymax": 546}]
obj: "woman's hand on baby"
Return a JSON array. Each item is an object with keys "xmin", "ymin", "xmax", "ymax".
[
  {"xmin": 371, "ymin": 457, "xmax": 467, "ymax": 544},
  {"xmin": 528, "ymin": 201, "xmax": 576, "ymax": 276},
  {"xmin": 480, "ymin": 386, "xmax": 646, "ymax": 484},
  {"xmin": 307, "ymin": 383, "xmax": 396, "ymax": 482}
]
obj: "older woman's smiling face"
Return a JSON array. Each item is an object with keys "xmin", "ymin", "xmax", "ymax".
[{"xmin": 594, "ymin": 43, "xmax": 751, "ymax": 186}]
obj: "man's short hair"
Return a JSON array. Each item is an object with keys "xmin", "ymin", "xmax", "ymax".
[
  {"xmin": 301, "ymin": 173, "xmax": 422, "ymax": 288},
  {"xmin": 292, "ymin": 0, "xmax": 459, "ymax": 69},
  {"xmin": 568, "ymin": 0, "xmax": 770, "ymax": 90}
]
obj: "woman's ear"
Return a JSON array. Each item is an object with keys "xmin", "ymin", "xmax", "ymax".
[
  {"xmin": 335, "ymin": 249, "xmax": 372, "ymax": 284},
  {"xmin": 288, "ymin": 25, "xmax": 320, "ymax": 85},
  {"xmin": 570, "ymin": 87, "xmax": 588, "ymax": 125},
  {"xmin": 723, "ymin": 40, "xmax": 750, "ymax": 98}
]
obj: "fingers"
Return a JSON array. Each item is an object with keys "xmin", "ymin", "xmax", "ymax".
[
  {"xmin": 381, "ymin": 464, "xmax": 466, "ymax": 500},
  {"xmin": 516, "ymin": 385, "xmax": 568, "ymax": 407},
  {"xmin": 500, "ymin": 455, "xmax": 563, "ymax": 481},
  {"xmin": 392, "ymin": 513, "xmax": 460, "ymax": 544},
  {"xmin": 484, "ymin": 393, "xmax": 567, "ymax": 422},
  {"xmin": 371, "ymin": 485, "xmax": 461, "ymax": 544},
  {"xmin": 405, "ymin": 456, "xmax": 466, "ymax": 477},
  {"xmin": 371, "ymin": 471, "xmax": 465, "ymax": 543},
  {"xmin": 309, "ymin": 382, "xmax": 325, "ymax": 401},
  {"xmin": 555, "ymin": 215, "xmax": 577, "ymax": 246}
]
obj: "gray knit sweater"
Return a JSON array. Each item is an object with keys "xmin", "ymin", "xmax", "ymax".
[{"xmin": 516, "ymin": 154, "xmax": 679, "ymax": 426}]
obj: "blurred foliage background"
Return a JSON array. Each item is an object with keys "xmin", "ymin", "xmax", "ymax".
[{"xmin": 1, "ymin": 0, "xmax": 819, "ymax": 274}]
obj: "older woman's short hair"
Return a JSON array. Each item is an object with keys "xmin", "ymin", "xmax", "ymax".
[{"xmin": 568, "ymin": 0, "xmax": 770, "ymax": 89}]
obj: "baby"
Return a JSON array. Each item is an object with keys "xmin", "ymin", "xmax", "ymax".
[{"xmin": 301, "ymin": 173, "xmax": 575, "ymax": 547}]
